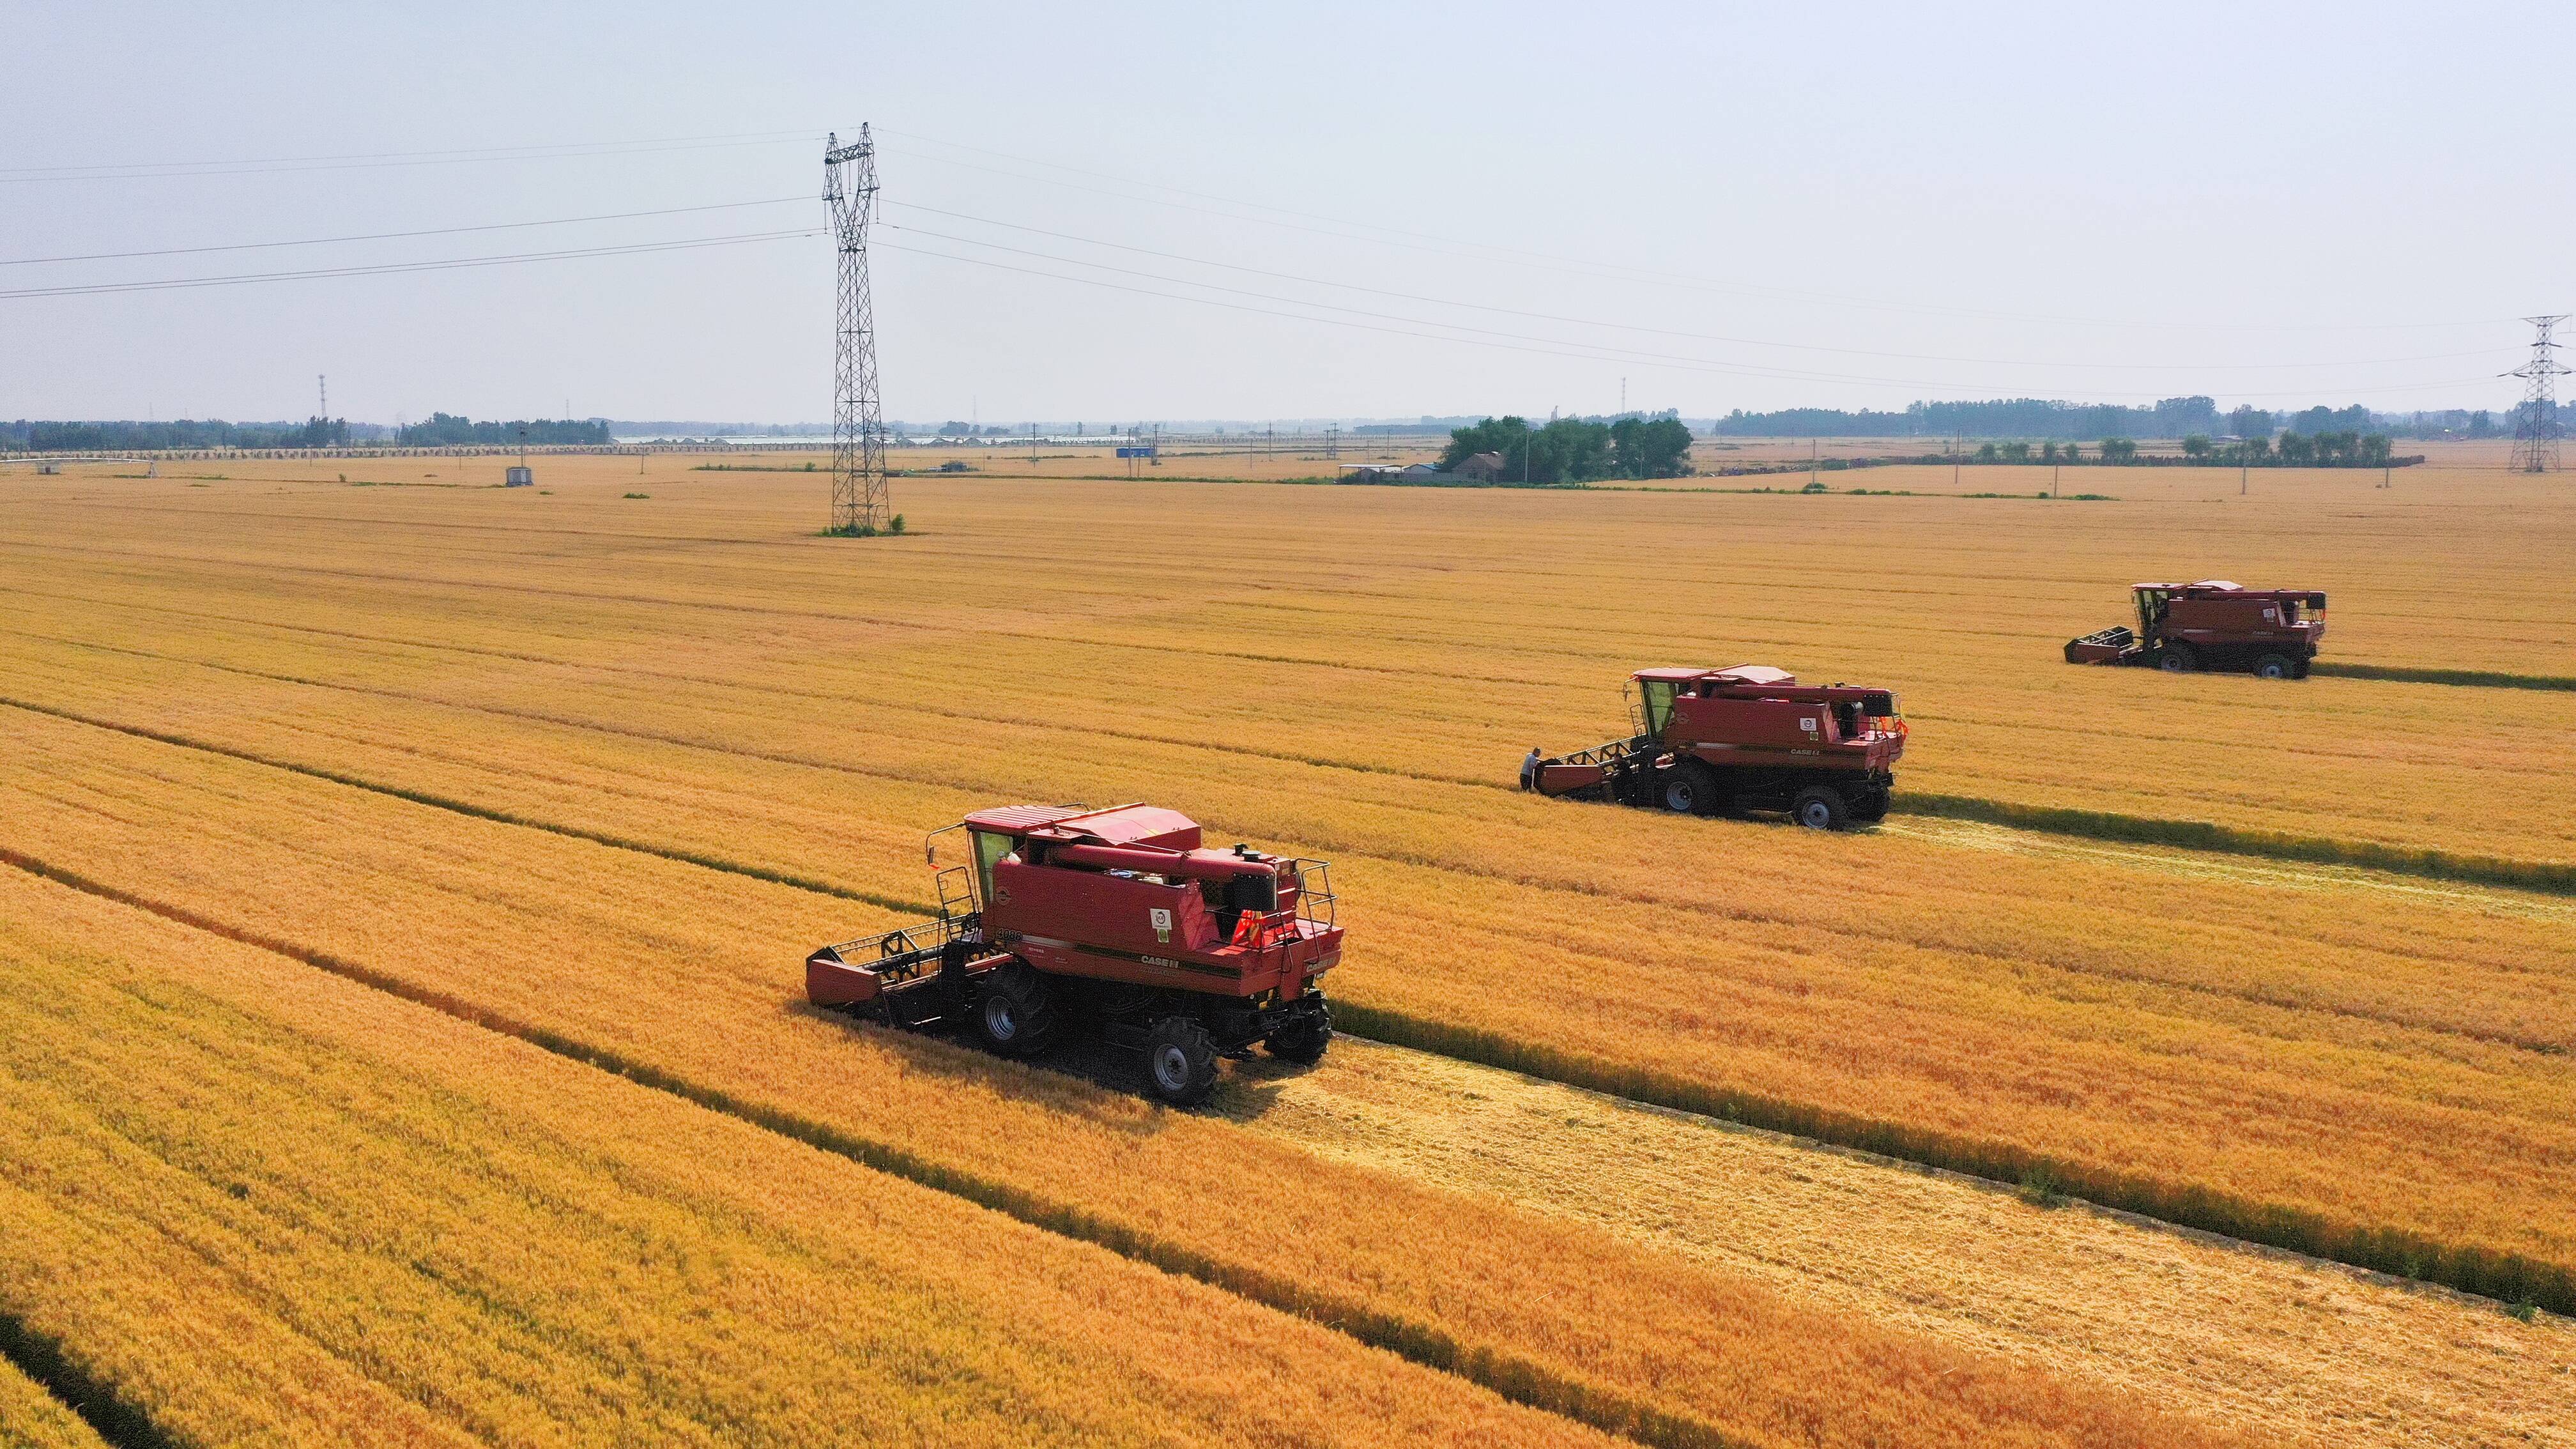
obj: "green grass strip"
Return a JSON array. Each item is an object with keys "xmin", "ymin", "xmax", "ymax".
[
  {"xmin": 2312, "ymin": 662, "xmax": 2576, "ymax": 692},
  {"xmin": 0, "ymin": 847, "xmax": 1742, "ymax": 1449},
  {"xmin": 1896, "ymin": 793, "xmax": 2576, "ymax": 895}
]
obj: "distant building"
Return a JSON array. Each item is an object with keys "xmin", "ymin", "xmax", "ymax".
[
  {"xmin": 1337, "ymin": 459, "xmax": 1482, "ymax": 484},
  {"xmin": 1451, "ymin": 450, "xmax": 1506, "ymax": 482}
]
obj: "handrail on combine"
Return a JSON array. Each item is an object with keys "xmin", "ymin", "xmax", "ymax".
[
  {"xmin": 1289, "ymin": 859, "xmax": 1336, "ymax": 931},
  {"xmin": 1224, "ymin": 859, "xmax": 1337, "ymax": 974}
]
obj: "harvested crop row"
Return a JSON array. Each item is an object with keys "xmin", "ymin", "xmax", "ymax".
[
  {"xmin": 1227, "ymin": 1036, "xmax": 2576, "ymax": 1449},
  {"xmin": 0, "ymin": 866, "xmax": 1613, "ymax": 1449},
  {"xmin": 4, "ymin": 476, "xmax": 2568, "ymax": 871},
  {"xmin": 4, "ymin": 636, "xmax": 2574, "ymax": 1308},
  {"xmin": 0, "ymin": 706, "xmax": 2227, "ymax": 1449}
]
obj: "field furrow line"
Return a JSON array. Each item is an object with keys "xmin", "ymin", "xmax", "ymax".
[
  {"xmin": 12, "ymin": 613, "xmax": 2572, "ymax": 915},
  {"xmin": 8, "ymin": 687, "xmax": 2568, "ymax": 1318},
  {"xmin": 0, "ymin": 840, "xmax": 1750, "ymax": 1449},
  {"xmin": 8, "ymin": 667, "xmax": 2560, "ymax": 1056}
]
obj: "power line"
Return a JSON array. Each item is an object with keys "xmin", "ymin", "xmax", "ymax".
[
  {"xmin": 876, "ymin": 236, "xmax": 2506, "ymax": 403},
  {"xmin": 884, "ymin": 222, "xmax": 2508, "ymax": 397},
  {"xmin": 879, "ymin": 128, "xmax": 2520, "ymax": 336},
  {"xmin": 0, "ymin": 195, "xmax": 809, "ymax": 266},
  {"xmin": 0, "ymin": 128, "xmax": 817, "ymax": 183},
  {"xmin": 0, "ymin": 228, "xmax": 822, "ymax": 301},
  {"xmin": 887, "ymin": 201, "xmax": 2496, "ymax": 375}
]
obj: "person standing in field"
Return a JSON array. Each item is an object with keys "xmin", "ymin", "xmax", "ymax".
[{"xmin": 1521, "ymin": 747, "xmax": 1542, "ymax": 792}]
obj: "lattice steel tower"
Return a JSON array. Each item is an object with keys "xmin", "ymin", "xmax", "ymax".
[
  {"xmin": 2507, "ymin": 313, "xmax": 2569, "ymax": 474},
  {"xmin": 824, "ymin": 127, "xmax": 888, "ymax": 532}
]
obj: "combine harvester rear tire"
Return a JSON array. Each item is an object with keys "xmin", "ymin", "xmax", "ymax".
[
  {"xmin": 1263, "ymin": 1004, "xmax": 1333, "ymax": 1064},
  {"xmin": 2255, "ymin": 653, "xmax": 2297, "ymax": 680},
  {"xmin": 1792, "ymin": 786, "xmax": 1849, "ymax": 831},
  {"xmin": 1147, "ymin": 1017, "xmax": 1220, "ymax": 1105}
]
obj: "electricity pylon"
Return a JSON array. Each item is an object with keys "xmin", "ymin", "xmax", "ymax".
[{"xmin": 824, "ymin": 126, "xmax": 888, "ymax": 532}]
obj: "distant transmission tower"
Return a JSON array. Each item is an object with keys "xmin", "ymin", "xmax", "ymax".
[
  {"xmin": 824, "ymin": 126, "xmax": 888, "ymax": 533},
  {"xmin": 2507, "ymin": 313, "xmax": 2569, "ymax": 473}
]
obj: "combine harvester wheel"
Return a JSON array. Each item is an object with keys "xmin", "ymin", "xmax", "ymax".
[
  {"xmin": 1792, "ymin": 786, "xmax": 1848, "ymax": 831},
  {"xmin": 1263, "ymin": 1002, "xmax": 1332, "ymax": 1064},
  {"xmin": 1661, "ymin": 762, "xmax": 1717, "ymax": 816},
  {"xmin": 1146, "ymin": 1017, "xmax": 1220, "ymax": 1105},
  {"xmin": 974, "ymin": 960, "xmax": 1058, "ymax": 1057}
]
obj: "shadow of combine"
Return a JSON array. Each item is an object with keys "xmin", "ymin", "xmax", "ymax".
[{"xmin": 785, "ymin": 995, "xmax": 1309, "ymax": 1124}]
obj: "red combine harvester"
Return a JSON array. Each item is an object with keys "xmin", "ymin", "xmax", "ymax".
[
  {"xmin": 2065, "ymin": 581, "xmax": 2327, "ymax": 678},
  {"xmin": 806, "ymin": 804, "xmax": 1340, "ymax": 1106},
  {"xmin": 1528, "ymin": 666, "xmax": 1905, "ymax": 829}
]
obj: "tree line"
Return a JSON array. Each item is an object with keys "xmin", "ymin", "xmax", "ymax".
[
  {"xmin": 3, "ymin": 413, "xmax": 611, "ymax": 452},
  {"xmin": 3, "ymin": 417, "xmax": 351, "ymax": 450},
  {"xmin": 1439, "ymin": 415, "xmax": 1695, "ymax": 483},
  {"xmin": 1951, "ymin": 432, "xmax": 2405, "ymax": 466},
  {"xmin": 1710, "ymin": 396, "xmax": 2406, "ymax": 441},
  {"xmin": 395, "ymin": 414, "xmax": 611, "ymax": 447}
]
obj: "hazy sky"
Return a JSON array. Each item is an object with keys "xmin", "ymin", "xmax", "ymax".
[{"xmin": 6, "ymin": 1, "xmax": 2567, "ymax": 424}]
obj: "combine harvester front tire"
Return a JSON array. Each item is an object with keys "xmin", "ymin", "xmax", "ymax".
[
  {"xmin": 974, "ymin": 960, "xmax": 1059, "ymax": 1057},
  {"xmin": 1661, "ymin": 761, "xmax": 1718, "ymax": 816},
  {"xmin": 2158, "ymin": 643, "xmax": 2196, "ymax": 673},
  {"xmin": 1146, "ymin": 1017, "xmax": 1220, "ymax": 1105}
]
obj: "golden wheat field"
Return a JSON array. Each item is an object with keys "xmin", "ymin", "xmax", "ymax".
[{"xmin": 2, "ymin": 450, "xmax": 2572, "ymax": 1448}]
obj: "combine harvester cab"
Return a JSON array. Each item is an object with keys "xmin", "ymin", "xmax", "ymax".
[
  {"xmin": 1530, "ymin": 666, "xmax": 1906, "ymax": 829},
  {"xmin": 2066, "ymin": 581, "xmax": 2327, "ymax": 678},
  {"xmin": 807, "ymin": 804, "xmax": 1340, "ymax": 1106}
]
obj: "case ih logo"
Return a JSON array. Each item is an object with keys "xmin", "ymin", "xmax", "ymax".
[{"xmin": 1149, "ymin": 907, "xmax": 1173, "ymax": 944}]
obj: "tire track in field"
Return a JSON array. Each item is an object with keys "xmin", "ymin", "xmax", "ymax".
[
  {"xmin": 6, "ymin": 598, "xmax": 2570, "ymax": 898},
  {"xmin": 20, "ymin": 603, "xmax": 2576, "ymax": 964},
  {"xmin": 16, "ymin": 532, "xmax": 2572, "ymax": 805},
  {"xmin": 18, "ymin": 496, "xmax": 2573, "ymax": 680},
  {"xmin": 0, "ymin": 606, "xmax": 1496, "ymax": 789},
  {"xmin": 3, "ymin": 652, "xmax": 2563, "ymax": 1052},
  {"xmin": 6, "ymin": 645, "xmax": 2561, "ymax": 1046},
  {"xmin": 8, "ymin": 689, "xmax": 2573, "ymax": 1320},
  {"xmin": 0, "ymin": 537, "xmax": 1561, "ymax": 686},
  {"xmin": 0, "ymin": 843, "xmax": 1721, "ymax": 1449}
]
